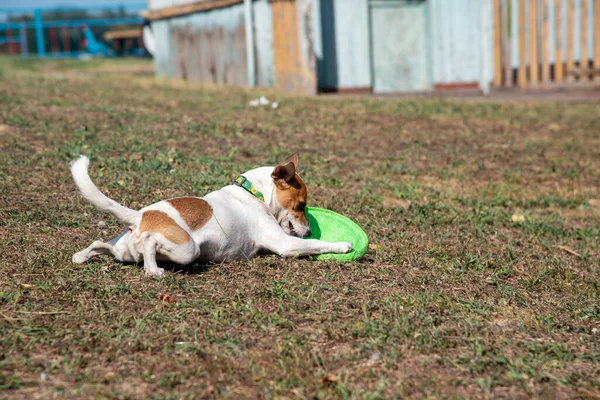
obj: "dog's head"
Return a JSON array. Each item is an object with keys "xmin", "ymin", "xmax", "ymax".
[{"xmin": 270, "ymin": 153, "xmax": 311, "ymax": 237}]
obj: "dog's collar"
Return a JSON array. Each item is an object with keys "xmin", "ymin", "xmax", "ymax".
[{"xmin": 233, "ymin": 175, "xmax": 265, "ymax": 202}]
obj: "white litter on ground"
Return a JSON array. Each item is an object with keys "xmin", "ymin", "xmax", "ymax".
[{"xmin": 249, "ymin": 97, "xmax": 279, "ymax": 109}]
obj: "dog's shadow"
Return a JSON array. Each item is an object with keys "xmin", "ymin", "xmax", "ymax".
[
  {"xmin": 118, "ymin": 260, "xmax": 212, "ymax": 276},
  {"xmin": 158, "ymin": 261, "xmax": 211, "ymax": 275},
  {"xmin": 122, "ymin": 253, "xmax": 376, "ymax": 276}
]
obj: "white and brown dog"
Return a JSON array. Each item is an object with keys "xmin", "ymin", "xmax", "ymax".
[{"xmin": 71, "ymin": 153, "xmax": 352, "ymax": 275}]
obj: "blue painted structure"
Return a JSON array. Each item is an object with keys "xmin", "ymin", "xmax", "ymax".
[
  {"xmin": 0, "ymin": 4, "xmax": 146, "ymax": 57},
  {"xmin": 34, "ymin": 9, "xmax": 45, "ymax": 57},
  {"xmin": 82, "ymin": 25, "xmax": 113, "ymax": 56}
]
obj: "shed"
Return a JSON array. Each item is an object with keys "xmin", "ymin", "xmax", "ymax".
[{"xmin": 144, "ymin": 0, "xmax": 494, "ymax": 94}]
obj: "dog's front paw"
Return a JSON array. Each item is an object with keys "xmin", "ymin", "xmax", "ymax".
[
  {"xmin": 72, "ymin": 251, "xmax": 88, "ymax": 264},
  {"xmin": 331, "ymin": 242, "xmax": 353, "ymax": 254}
]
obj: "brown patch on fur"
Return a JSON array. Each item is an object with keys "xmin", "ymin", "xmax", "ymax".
[
  {"xmin": 138, "ymin": 210, "xmax": 190, "ymax": 244},
  {"xmin": 275, "ymin": 174, "xmax": 309, "ymax": 223},
  {"xmin": 167, "ymin": 197, "xmax": 213, "ymax": 231}
]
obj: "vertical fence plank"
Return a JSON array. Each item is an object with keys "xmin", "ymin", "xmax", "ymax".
[
  {"xmin": 581, "ymin": 0, "xmax": 590, "ymax": 79},
  {"xmin": 502, "ymin": 0, "xmax": 513, "ymax": 86},
  {"xmin": 567, "ymin": 0, "xmax": 575, "ymax": 80},
  {"xmin": 542, "ymin": 0, "xmax": 551, "ymax": 82},
  {"xmin": 531, "ymin": 0, "xmax": 539, "ymax": 84},
  {"xmin": 595, "ymin": 0, "xmax": 600, "ymax": 80},
  {"xmin": 581, "ymin": 0, "xmax": 589, "ymax": 80},
  {"xmin": 6, "ymin": 28, "xmax": 17, "ymax": 54},
  {"xmin": 555, "ymin": 0, "xmax": 564, "ymax": 81},
  {"xmin": 494, "ymin": 0, "xmax": 503, "ymax": 86},
  {"xmin": 519, "ymin": 0, "xmax": 528, "ymax": 87},
  {"xmin": 61, "ymin": 26, "xmax": 70, "ymax": 53},
  {"xmin": 49, "ymin": 27, "xmax": 58, "ymax": 54}
]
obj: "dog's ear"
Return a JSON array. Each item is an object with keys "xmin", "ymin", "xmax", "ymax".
[
  {"xmin": 271, "ymin": 159, "xmax": 296, "ymax": 184},
  {"xmin": 283, "ymin": 152, "xmax": 299, "ymax": 169}
]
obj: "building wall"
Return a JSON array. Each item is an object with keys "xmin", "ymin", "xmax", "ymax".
[
  {"xmin": 253, "ymin": 0, "xmax": 275, "ymax": 86},
  {"xmin": 149, "ymin": 0, "xmax": 497, "ymax": 93},
  {"xmin": 148, "ymin": 0, "xmax": 275, "ymax": 87},
  {"xmin": 169, "ymin": 6, "xmax": 248, "ymax": 85},
  {"xmin": 152, "ymin": 19, "xmax": 173, "ymax": 77},
  {"xmin": 317, "ymin": 0, "xmax": 371, "ymax": 90},
  {"xmin": 429, "ymin": 0, "xmax": 493, "ymax": 89},
  {"xmin": 370, "ymin": 0, "xmax": 432, "ymax": 92},
  {"xmin": 317, "ymin": 0, "xmax": 493, "ymax": 93}
]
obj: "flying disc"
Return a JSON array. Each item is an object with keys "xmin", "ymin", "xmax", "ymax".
[{"xmin": 304, "ymin": 207, "xmax": 368, "ymax": 261}]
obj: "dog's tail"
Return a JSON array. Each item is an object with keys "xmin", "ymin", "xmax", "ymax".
[{"xmin": 70, "ymin": 155, "xmax": 140, "ymax": 225}]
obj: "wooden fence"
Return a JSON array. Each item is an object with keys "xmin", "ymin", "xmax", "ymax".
[{"xmin": 493, "ymin": 0, "xmax": 600, "ymax": 88}]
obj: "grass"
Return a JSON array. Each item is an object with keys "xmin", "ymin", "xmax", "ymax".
[{"xmin": 1, "ymin": 55, "xmax": 599, "ymax": 398}]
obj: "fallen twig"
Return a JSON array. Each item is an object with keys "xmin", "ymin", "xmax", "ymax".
[
  {"xmin": 14, "ymin": 311, "xmax": 70, "ymax": 315},
  {"xmin": 553, "ymin": 245, "xmax": 583, "ymax": 259}
]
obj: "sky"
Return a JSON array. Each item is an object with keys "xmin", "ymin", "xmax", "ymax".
[{"xmin": 0, "ymin": 0, "xmax": 146, "ymax": 10}]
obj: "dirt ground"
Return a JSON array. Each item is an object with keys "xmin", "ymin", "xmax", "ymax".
[{"xmin": 0, "ymin": 56, "xmax": 599, "ymax": 399}]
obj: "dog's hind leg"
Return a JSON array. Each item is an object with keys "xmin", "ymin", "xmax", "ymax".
[
  {"xmin": 72, "ymin": 240, "xmax": 114, "ymax": 263},
  {"xmin": 140, "ymin": 235, "xmax": 165, "ymax": 276}
]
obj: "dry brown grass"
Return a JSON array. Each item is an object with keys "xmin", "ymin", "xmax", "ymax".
[{"xmin": 0, "ymin": 56, "xmax": 599, "ymax": 398}]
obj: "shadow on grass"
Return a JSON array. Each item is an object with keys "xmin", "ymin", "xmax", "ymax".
[
  {"xmin": 165, "ymin": 261, "xmax": 212, "ymax": 275},
  {"xmin": 118, "ymin": 260, "xmax": 212, "ymax": 276}
]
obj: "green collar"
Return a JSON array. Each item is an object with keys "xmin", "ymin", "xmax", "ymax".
[{"xmin": 233, "ymin": 175, "xmax": 265, "ymax": 202}]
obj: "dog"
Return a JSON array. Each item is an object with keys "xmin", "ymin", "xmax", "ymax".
[{"xmin": 71, "ymin": 153, "xmax": 352, "ymax": 275}]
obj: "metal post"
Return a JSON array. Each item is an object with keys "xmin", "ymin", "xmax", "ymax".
[
  {"xmin": 244, "ymin": 0, "xmax": 256, "ymax": 87},
  {"xmin": 480, "ymin": 0, "xmax": 492, "ymax": 95},
  {"xmin": 20, "ymin": 22, "xmax": 28, "ymax": 56},
  {"xmin": 34, "ymin": 9, "xmax": 45, "ymax": 57}
]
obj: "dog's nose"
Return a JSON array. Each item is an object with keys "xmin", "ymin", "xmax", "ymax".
[{"xmin": 304, "ymin": 229, "xmax": 312, "ymax": 237}]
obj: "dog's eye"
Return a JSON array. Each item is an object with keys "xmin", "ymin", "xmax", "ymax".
[{"xmin": 298, "ymin": 202, "xmax": 306, "ymax": 211}]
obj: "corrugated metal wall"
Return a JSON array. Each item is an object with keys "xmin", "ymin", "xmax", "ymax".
[
  {"xmin": 152, "ymin": 19, "xmax": 174, "ymax": 77},
  {"xmin": 149, "ymin": 0, "xmax": 495, "ymax": 93},
  {"xmin": 170, "ymin": 6, "xmax": 247, "ymax": 85},
  {"xmin": 316, "ymin": 0, "xmax": 493, "ymax": 93},
  {"xmin": 149, "ymin": 0, "xmax": 275, "ymax": 87},
  {"xmin": 253, "ymin": 0, "xmax": 275, "ymax": 86},
  {"xmin": 430, "ymin": 0, "xmax": 493, "ymax": 88},
  {"xmin": 317, "ymin": 0, "xmax": 371, "ymax": 90},
  {"xmin": 431, "ymin": 0, "xmax": 481, "ymax": 84}
]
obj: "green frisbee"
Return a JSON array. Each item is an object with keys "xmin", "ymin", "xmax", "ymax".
[{"xmin": 304, "ymin": 207, "xmax": 369, "ymax": 261}]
